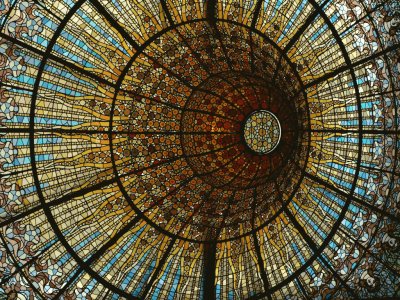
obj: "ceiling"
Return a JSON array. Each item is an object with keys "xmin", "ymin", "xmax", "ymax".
[{"xmin": 0, "ymin": 0, "xmax": 399, "ymax": 299}]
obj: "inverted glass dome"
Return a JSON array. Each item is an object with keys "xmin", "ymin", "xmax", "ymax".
[{"xmin": 0, "ymin": 0, "xmax": 399, "ymax": 299}]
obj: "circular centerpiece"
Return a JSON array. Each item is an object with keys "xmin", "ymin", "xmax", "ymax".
[{"xmin": 243, "ymin": 110, "xmax": 281, "ymax": 154}]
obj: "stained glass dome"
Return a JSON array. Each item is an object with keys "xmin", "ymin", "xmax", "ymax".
[{"xmin": 0, "ymin": 0, "xmax": 399, "ymax": 299}]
